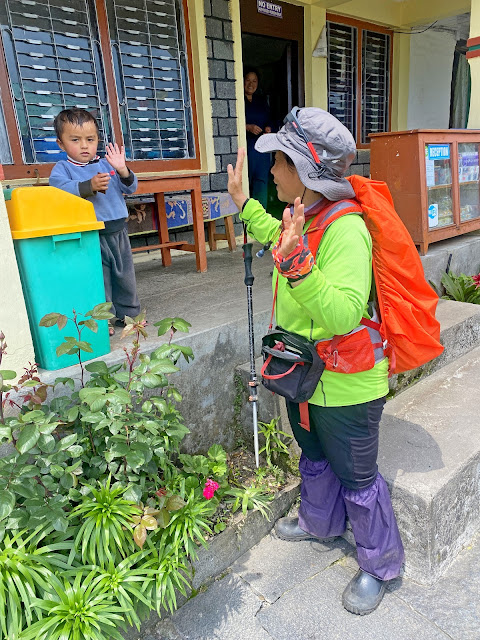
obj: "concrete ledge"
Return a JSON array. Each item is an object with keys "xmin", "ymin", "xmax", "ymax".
[
  {"xmin": 421, "ymin": 232, "xmax": 480, "ymax": 293},
  {"xmin": 390, "ymin": 298, "xmax": 480, "ymax": 395},
  {"xmin": 121, "ymin": 479, "xmax": 300, "ymax": 639},
  {"xmin": 379, "ymin": 345, "xmax": 480, "ymax": 584}
]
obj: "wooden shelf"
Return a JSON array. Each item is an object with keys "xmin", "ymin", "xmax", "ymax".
[
  {"xmin": 427, "ymin": 183, "xmax": 452, "ymax": 190},
  {"xmin": 370, "ymin": 129, "xmax": 480, "ymax": 255}
]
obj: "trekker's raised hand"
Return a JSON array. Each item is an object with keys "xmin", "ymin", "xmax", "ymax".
[
  {"xmin": 271, "ymin": 198, "xmax": 313, "ymax": 285},
  {"xmin": 279, "ymin": 197, "xmax": 305, "ymax": 258},
  {"xmin": 227, "ymin": 148, "xmax": 248, "ymax": 211}
]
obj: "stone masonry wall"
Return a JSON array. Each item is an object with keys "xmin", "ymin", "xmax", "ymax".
[
  {"xmin": 346, "ymin": 149, "xmax": 371, "ymax": 178},
  {"xmin": 166, "ymin": 0, "xmax": 241, "ymax": 247}
]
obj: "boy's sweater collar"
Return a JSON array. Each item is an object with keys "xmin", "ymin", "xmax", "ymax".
[{"xmin": 67, "ymin": 155, "xmax": 101, "ymax": 167}]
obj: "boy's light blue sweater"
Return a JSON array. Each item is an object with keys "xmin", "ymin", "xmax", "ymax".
[{"xmin": 49, "ymin": 158, "xmax": 138, "ymax": 222}]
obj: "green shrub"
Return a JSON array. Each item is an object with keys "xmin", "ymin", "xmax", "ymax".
[{"xmin": 0, "ymin": 308, "xmax": 275, "ymax": 637}]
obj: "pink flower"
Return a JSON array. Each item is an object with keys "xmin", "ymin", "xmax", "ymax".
[
  {"xmin": 203, "ymin": 478, "xmax": 219, "ymax": 500},
  {"xmin": 473, "ymin": 274, "xmax": 480, "ymax": 290}
]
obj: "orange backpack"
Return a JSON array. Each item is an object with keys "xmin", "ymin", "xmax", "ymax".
[{"xmin": 305, "ymin": 175, "xmax": 444, "ymax": 375}]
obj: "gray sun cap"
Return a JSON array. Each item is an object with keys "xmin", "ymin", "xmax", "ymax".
[{"xmin": 255, "ymin": 107, "xmax": 357, "ymax": 201}]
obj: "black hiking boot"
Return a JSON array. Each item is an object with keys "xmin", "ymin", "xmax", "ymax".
[
  {"xmin": 275, "ymin": 517, "xmax": 337, "ymax": 542},
  {"xmin": 342, "ymin": 569, "xmax": 386, "ymax": 615}
]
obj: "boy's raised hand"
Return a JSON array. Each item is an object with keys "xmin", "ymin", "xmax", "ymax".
[
  {"xmin": 227, "ymin": 148, "xmax": 248, "ymax": 210},
  {"xmin": 105, "ymin": 142, "xmax": 128, "ymax": 176}
]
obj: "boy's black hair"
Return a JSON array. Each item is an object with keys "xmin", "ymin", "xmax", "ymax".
[{"xmin": 54, "ymin": 108, "xmax": 99, "ymax": 138}]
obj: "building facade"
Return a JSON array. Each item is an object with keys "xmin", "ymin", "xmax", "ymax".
[{"xmin": 0, "ymin": 0, "xmax": 477, "ymax": 370}]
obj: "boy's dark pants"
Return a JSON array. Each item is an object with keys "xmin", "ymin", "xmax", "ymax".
[
  {"xmin": 287, "ymin": 398, "xmax": 404, "ymax": 581},
  {"xmin": 99, "ymin": 221, "xmax": 140, "ymax": 321}
]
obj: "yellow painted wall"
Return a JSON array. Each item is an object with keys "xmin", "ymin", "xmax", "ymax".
[
  {"xmin": 187, "ymin": 0, "xmax": 216, "ymax": 174},
  {"xmin": 468, "ymin": 0, "xmax": 480, "ymax": 128},
  {"xmin": 391, "ymin": 33, "xmax": 410, "ymax": 132},
  {"xmin": 231, "ymin": 0, "xmax": 249, "ymax": 192},
  {"xmin": 304, "ymin": 5, "xmax": 328, "ymax": 109},
  {"xmin": 400, "ymin": 0, "xmax": 470, "ymax": 27},
  {"xmin": 0, "ymin": 185, "xmax": 35, "ymax": 376},
  {"xmin": 325, "ymin": 0, "xmax": 403, "ymax": 27}
]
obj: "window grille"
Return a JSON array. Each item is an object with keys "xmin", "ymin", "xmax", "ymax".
[
  {"xmin": 362, "ymin": 29, "xmax": 390, "ymax": 144},
  {"xmin": 327, "ymin": 21, "xmax": 356, "ymax": 141},
  {"xmin": 327, "ymin": 18, "xmax": 391, "ymax": 146},
  {"xmin": 105, "ymin": 0, "xmax": 195, "ymax": 160},
  {"xmin": 0, "ymin": 0, "xmax": 112, "ymax": 163}
]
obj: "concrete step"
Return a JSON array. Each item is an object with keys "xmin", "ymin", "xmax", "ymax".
[{"xmin": 380, "ymin": 344, "xmax": 480, "ymax": 584}]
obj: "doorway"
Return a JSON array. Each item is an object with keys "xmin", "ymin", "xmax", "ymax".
[{"xmin": 240, "ymin": 0, "xmax": 304, "ymax": 217}]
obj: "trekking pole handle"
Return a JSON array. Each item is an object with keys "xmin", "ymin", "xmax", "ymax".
[{"xmin": 243, "ymin": 243, "xmax": 255, "ymax": 287}]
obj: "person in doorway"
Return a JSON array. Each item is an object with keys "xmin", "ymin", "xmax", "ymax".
[
  {"xmin": 49, "ymin": 108, "xmax": 141, "ymax": 336},
  {"xmin": 227, "ymin": 107, "xmax": 404, "ymax": 615},
  {"xmin": 244, "ymin": 68, "xmax": 272, "ymax": 208}
]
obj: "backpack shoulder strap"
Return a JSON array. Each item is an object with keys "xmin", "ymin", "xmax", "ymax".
[{"xmin": 305, "ymin": 199, "xmax": 363, "ymax": 262}]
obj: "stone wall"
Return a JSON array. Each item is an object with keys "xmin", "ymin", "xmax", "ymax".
[
  {"xmin": 346, "ymin": 149, "xmax": 371, "ymax": 178},
  {"xmin": 168, "ymin": 0, "xmax": 242, "ymax": 247}
]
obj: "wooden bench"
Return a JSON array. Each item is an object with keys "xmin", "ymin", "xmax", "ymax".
[{"xmin": 127, "ymin": 181, "xmax": 237, "ymax": 271}]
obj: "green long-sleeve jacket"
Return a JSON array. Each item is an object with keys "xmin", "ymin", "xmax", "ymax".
[{"xmin": 241, "ymin": 198, "xmax": 389, "ymax": 407}]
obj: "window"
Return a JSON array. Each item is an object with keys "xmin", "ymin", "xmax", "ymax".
[
  {"xmin": 327, "ymin": 16, "xmax": 392, "ymax": 147},
  {"xmin": 0, "ymin": 0, "xmax": 198, "ymax": 179}
]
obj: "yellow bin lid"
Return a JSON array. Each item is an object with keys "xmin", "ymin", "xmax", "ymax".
[{"xmin": 6, "ymin": 186, "xmax": 104, "ymax": 239}]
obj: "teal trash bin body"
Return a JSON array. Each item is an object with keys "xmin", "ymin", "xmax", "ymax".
[{"xmin": 6, "ymin": 187, "xmax": 110, "ymax": 371}]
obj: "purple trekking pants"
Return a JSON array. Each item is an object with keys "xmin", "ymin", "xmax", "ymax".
[{"xmin": 287, "ymin": 398, "xmax": 404, "ymax": 581}]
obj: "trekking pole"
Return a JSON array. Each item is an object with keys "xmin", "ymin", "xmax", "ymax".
[{"xmin": 242, "ymin": 230, "xmax": 260, "ymax": 468}]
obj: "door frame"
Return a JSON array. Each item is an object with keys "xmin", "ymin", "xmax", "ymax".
[{"xmin": 239, "ymin": 0, "xmax": 305, "ymax": 107}]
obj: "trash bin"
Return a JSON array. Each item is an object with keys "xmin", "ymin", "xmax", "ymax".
[{"xmin": 6, "ymin": 186, "xmax": 110, "ymax": 370}]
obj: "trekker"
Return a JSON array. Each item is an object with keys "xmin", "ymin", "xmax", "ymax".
[
  {"xmin": 227, "ymin": 107, "xmax": 404, "ymax": 615},
  {"xmin": 49, "ymin": 108, "xmax": 140, "ymax": 335}
]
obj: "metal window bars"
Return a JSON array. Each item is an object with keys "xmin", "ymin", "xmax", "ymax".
[
  {"xmin": 0, "ymin": 0, "xmax": 112, "ymax": 164},
  {"xmin": 106, "ymin": 0, "xmax": 194, "ymax": 161},
  {"xmin": 327, "ymin": 21, "xmax": 357, "ymax": 141},
  {"xmin": 361, "ymin": 30, "xmax": 390, "ymax": 144}
]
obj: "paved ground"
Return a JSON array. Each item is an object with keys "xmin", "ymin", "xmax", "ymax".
[
  {"xmin": 110, "ymin": 237, "xmax": 272, "ymax": 347},
  {"xmin": 148, "ymin": 525, "xmax": 479, "ymax": 640}
]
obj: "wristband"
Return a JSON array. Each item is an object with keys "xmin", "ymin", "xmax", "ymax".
[
  {"xmin": 241, "ymin": 198, "xmax": 250, "ymax": 212},
  {"xmin": 271, "ymin": 233, "xmax": 314, "ymax": 281}
]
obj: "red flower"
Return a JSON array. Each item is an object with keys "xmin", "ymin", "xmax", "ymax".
[
  {"xmin": 473, "ymin": 274, "xmax": 480, "ymax": 290},
  {"xmin": 203, "ymin": 478, "xmax": 219, "ymax": 500},
  {"xmin": 155, "ymin": 488, "xmax": 167, "ymax": 498}
]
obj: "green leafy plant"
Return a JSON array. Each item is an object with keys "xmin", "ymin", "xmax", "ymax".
[
  {"xmin": 20, "ymin": 571, "xmax": 125, "ymax": 640},
  {"xmin": 143, "ymin": 542, "xmax": 191, "ymax": 615},
  {"xmin": 39, "ymin": 303, "xmax": 115, "ymax": 386},
  {"xmin": 0, "ymin": 309, "xmax": 277, "ymax": 636},
  {"xmin": 84, "ymin": 552, "xmax": 155, "ymax": 630},
  {"xmin": 69, "ymin": 477, "xmax": 140, "ymax": 567},
  {"xmin": 258, "ymin": 417, "xmax": 293, "ymax": 467},
  {"xmin": 435, "ymin": 271, "xmax": 480, "ymax": 304},
  {"xmin": 163, "ymin": 490, "xmax": 216, "ymax": 558},
  {"xmin": 224, "ymin": 485, "xmax": 273, "ymax": 519},
  {"xmin": 0, "ymin": 526, "xmax": 72, "ymax": 640}
]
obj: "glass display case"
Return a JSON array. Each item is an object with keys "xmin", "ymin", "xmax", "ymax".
[{"xmin": 370, "ymin": 130, "xmax": 480, "ymax": 254}]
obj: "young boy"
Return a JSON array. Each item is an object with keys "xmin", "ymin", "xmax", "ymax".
[{"xmin": 49, "ymin": 108, "xmax": 140, "ymax": 335}]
